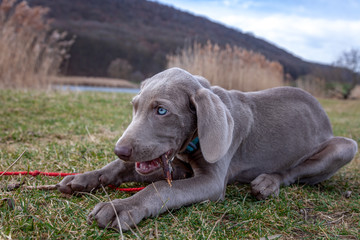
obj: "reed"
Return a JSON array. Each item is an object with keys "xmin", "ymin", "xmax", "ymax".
[
  {"xmin": 167, "ymin": 41, "xmax": 284, "ymax": 91},
  {"xmin": 0, "ymin": 0, "xmax": 73, "ymax": 89},
  {"xmin": 294, "ymin": 75, "xmax": 328, "ymax": 98}
]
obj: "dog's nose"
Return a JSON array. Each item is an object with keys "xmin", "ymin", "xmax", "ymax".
[{"xmin": 114, "ymin": 145, "xmax": 132, "ymax": 160}]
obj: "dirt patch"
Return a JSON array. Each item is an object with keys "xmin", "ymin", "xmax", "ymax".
[{"xmin": 50, "ymin": 76, "xmax": 139, "ymax": 88}]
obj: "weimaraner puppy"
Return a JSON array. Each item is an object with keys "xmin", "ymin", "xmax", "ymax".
[{"xmin": 57, "ymin": 68, "xmax": 358, "ymax": 231}]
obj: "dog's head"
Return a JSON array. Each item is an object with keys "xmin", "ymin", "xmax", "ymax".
[{"xmin": 114, "ymin": 68, "xmax": 234, "ymax": 175}]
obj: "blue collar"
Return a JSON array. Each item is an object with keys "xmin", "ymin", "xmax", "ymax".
[{"xmin": 183, "ymin": 137, "xmax": 199, "ymax": 154}]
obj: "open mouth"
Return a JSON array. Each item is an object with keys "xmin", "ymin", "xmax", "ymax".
[
  {"xmin": 135, "ymin": 158, "xmax": 162, "ymax": 174},
  {"xmin": 135, "ymin": 150, "xmax": 174, "ymax": 186}
]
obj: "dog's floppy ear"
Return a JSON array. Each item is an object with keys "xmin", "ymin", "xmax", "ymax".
[{"xmin": 191, "ymin": 88, "xmax": 234, "ymax": 163}]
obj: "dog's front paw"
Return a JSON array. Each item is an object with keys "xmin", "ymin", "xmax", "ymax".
[
  {"xmin": 251, "ymin": 173, "xmax": 282, "ymax": 200},
  {"xmin": 87, "ymin": 199, "xmax": 146, "ymax": 232},
  {"xmin": 56, "ymin": 171, "xmax": 110, "ymax": 194}
]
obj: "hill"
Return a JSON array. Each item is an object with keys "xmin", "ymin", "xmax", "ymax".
[{"xmin": 28, "ymin": 0, "xmax": 330, "ymax": 80}]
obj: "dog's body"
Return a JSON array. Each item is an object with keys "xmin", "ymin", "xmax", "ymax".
[{"xmin": 57, "ymin": 68, "xmax": 358, "ymax": 231}]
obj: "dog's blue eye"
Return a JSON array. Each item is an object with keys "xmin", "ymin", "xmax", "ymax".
[{"xmin": 157, "ymin": 107, "xmax": 167, "ymax": 115}]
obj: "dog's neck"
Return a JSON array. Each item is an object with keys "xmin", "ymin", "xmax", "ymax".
[{"xmin": 179, "ymin": 128, "xmax": 199, "ymax": 155}]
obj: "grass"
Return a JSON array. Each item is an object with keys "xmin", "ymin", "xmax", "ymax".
[{"xmin": 0, "ymin": 89, "xmax": 359, "ymax": 239}]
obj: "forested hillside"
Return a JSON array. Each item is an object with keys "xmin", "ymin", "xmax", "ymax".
[{"xmin": 28, "ymin": 0, "xmax": 330, "ymax": 80}]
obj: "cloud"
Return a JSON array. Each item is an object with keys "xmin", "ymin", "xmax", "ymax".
[
  {"xmin": 222, "ymin": 0, "xmax": 259, "ymax": 9},
  {"xmin": 219, "ymin": 13, "xmax": 360, "ymax": 63},
  {"xmin": 155, "ymin": 0, "xmax": 360, "ymax": 64}
]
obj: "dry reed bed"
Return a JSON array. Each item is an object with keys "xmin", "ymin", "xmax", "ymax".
[
  {"xmin": 168, "ymin": 41, "xmax": 284, "ymax": 91},
  {"xmin": 0, "ymin": 0, "xmax": 72, "ymax": 89}
]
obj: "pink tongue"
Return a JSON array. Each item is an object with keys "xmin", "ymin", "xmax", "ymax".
[{"xmin": 136, "ymin": 159, "xmax": 161, "ymax": 174}]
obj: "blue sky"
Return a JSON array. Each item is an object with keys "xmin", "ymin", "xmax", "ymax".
[{"xmin": 154, "ymin": 0, "xmax": 360, "ymax": 64}]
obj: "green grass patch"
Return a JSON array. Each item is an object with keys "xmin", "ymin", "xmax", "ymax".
[{"xmin": 1, "ymin": 90, "xmax": 359, "ymax": 239}]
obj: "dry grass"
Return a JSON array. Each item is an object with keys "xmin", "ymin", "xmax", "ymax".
[
  {"xmin": 295, "ymin": 76, "xmax": 360, "ymax": 100},
  {"xmin": 350, "ymin": 85, "xmax": 360, "ymax": 99},
  {"xmin": 294, "ymin": 75, "xmax": 329, "ymax": 98},
  {"xmin": 167, "ymin": 41, "xmax": 284, "ymax": 91},
  {"xmin": 0, "ymin": 0, "xmax": 73, "ymax": 89}
]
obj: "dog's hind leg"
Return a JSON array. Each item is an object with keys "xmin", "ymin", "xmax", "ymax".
[
  {"xmin": 282, "ymin": 137, "xmax": 357, "ymax": 185},
  {"xmin": 251, "ymin": 137, "xmax": 357, "ymax": 200}
]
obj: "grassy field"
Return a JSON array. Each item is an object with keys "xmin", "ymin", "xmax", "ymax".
[{"xmin": 0, "ymin": 89, "xmax": 359, "ymax": 239}]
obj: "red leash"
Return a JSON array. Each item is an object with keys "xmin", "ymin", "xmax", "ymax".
[
  {"xmin": 0, "ymin": 171, "xmax": 77, "ymax": 177},
  {"xmin": 0, "ymin": 171, "xmax": 145, "ymax": 192}
]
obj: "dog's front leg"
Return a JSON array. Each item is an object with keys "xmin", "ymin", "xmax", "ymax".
[
  {"xmin": 56, "ymin": 159, "xmax": 144, "ymax": 194},
  {"xmin": 57, "ymin": 157, "xmax": 193, "ymax": 195},
  {"xmin": 88, "ymin": 167, "xmax": 226, "ymax": 231}
]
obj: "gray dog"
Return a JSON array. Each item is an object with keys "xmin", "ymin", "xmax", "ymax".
[{"xmin": 57, "ymin": 68, "xmax": 358, "ymax": 231}]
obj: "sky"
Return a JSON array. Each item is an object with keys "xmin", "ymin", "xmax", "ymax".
[{"xmin": 154, "ymin": 0, "xmax": 360, "ymax": 65}]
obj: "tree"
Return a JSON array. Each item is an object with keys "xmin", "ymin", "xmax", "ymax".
[
  {"xmin": 333, "ymin": 48, "xmax": 360, "ymax": 99},
  {"xmin": 107, "ymin": 58, "xmax": 133, "ymax": 79}
]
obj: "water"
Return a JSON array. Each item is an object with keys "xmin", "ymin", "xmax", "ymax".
[{"xmin": 54, "ymin": 85, "xmax": 140, "ymax": 94}]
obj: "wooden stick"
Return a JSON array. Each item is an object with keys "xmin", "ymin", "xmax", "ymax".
[
  {"xmin": 3, "ymin": 183, "xmax": 57, "ymax": 191},
  {"xmin": 22, "ymin": 185, "xmax": 57, "ymax": 190}
]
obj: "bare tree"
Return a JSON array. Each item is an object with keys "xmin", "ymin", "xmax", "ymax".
[{"xmin": 333, "ymin": 48, "xmax": 360, "ymax": 99}]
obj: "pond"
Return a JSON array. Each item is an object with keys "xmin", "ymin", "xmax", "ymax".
[{"xmin": 54, "ymin": 85, "xmax": 140, "ymax": 94}]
